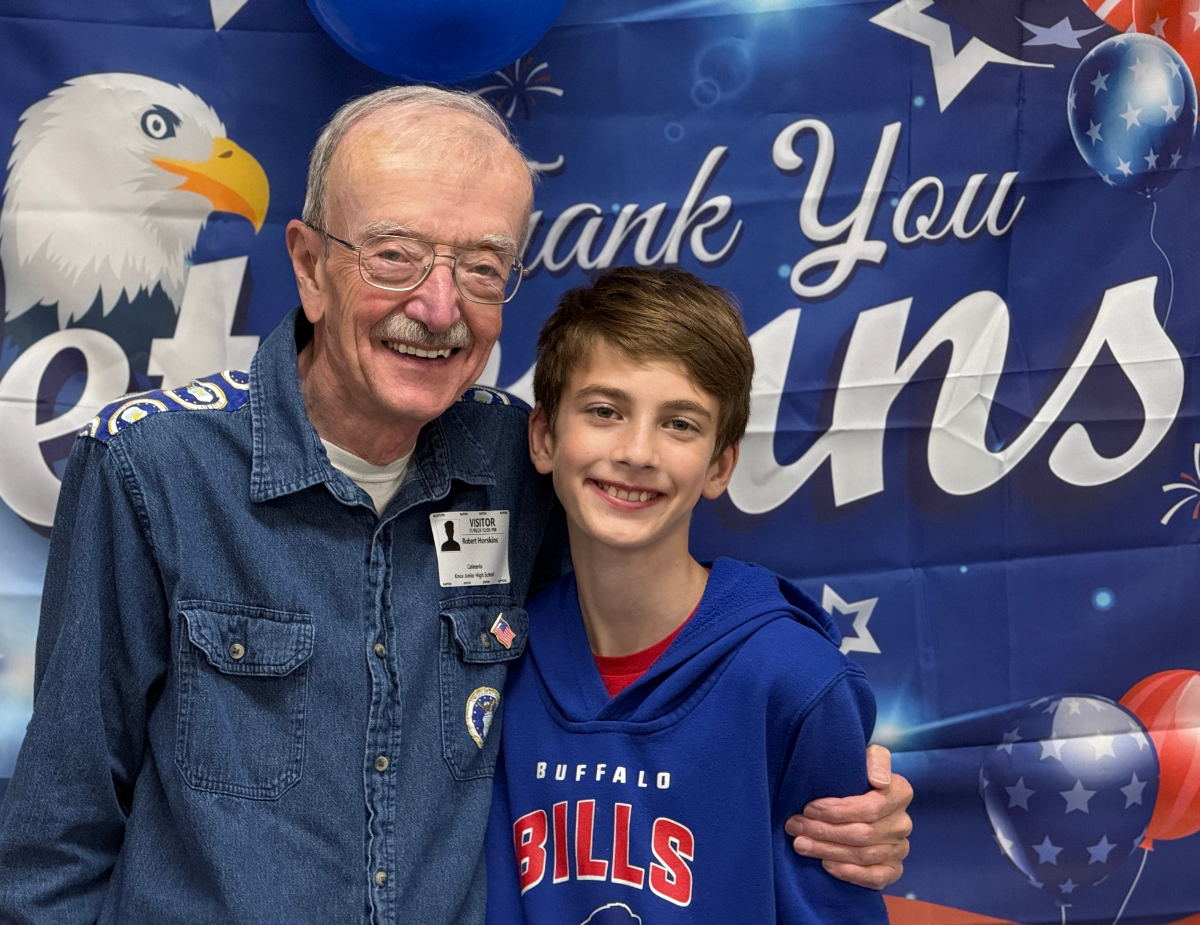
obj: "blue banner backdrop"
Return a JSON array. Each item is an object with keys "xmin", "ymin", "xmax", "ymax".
[{"xmin": 0, "ymin": 1, "xmax": 1197, "ymax": 922}]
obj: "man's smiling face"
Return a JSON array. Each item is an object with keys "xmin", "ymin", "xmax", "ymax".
[{"xmin": 290, "ymin": 105, "xmax": 531, "ymax": 457}]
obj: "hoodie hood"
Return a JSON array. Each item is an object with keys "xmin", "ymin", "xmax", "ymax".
[{"xmin": 524, "ymin": 557, "xmax": 841, "ymax": 726}]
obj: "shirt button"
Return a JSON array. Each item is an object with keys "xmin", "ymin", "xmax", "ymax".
[
  {"xmin": 374, "ymin": 643, "xmax": 387, "ymax": 658},
  {"xmin": 229, "ymin": 643, "xmax": 245, "ymax": 660},
  {"xmin": 375, "ymin": 870, "xmax": 387, "ymax": 886},
  {"xmin": 479, "ymin": 632, "xmax": 491, "ymax": 648},
  {"xmin": 374, "ymin": 755, "xmax": 389, "ymax": 772}
]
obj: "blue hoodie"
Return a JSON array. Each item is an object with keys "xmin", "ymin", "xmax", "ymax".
[{"xmin": 485, "ymin": 558, "xmax": 888, "ymax": 924}]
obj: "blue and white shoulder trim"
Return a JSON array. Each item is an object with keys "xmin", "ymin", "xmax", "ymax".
[
  {"xmin": 459, "ymin": 385, "xmax": 530, "ymax": 410},
  {"xmin": 81, "ymin": 370, "xmax": 250, "ymax": 443}
]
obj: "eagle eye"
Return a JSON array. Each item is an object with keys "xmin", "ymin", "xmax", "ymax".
[{"xmin": 140, "ymin": 105, "xmax": 182, "ymax": 140}]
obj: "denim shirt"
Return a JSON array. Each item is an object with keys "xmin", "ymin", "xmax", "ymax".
[{"xmin": 0, "ymin": 309, "xmax": 562, "ymax": 925}]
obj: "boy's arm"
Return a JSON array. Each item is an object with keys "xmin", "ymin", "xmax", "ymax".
[
  {"xmin": 0, "ymin": 437, "xmax": 168, "ymax": 922},
  {"xmin": 786, "ymin": 745, "xmax": 912, "ymax": 888},
  {"xmin": 773, "ymin": 672, "xmax": 891, "ymax": 923}
]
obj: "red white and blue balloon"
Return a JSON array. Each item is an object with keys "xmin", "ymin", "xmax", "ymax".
[
  {"xmin": 979, "ymin": 696, "xmax": 1158, "ymax": 896},
  {"xmin": 1068, "ymin": 33, "xmax": 1197, "ymax": 194}
]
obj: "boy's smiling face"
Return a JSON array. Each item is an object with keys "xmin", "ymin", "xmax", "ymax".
[{"xmin": 529, "ymin": 339, "xmax": 738, "ymax": 554}]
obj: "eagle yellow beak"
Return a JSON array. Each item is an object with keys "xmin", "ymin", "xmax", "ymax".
[{"xmin": 152, "ymin": 138, "xmax": 269, "ymax": 232}]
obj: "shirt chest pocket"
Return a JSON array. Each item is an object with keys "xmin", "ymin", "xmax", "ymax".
[
  {"xmin": 438, "ymin": 598, "xmax": 527, "ymax": 781},
  {"xmin": 175, "ymin": 602, "xmax": 314, "ymax": 800}
]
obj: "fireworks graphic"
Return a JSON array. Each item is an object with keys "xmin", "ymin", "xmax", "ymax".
[
  {"xmin": 476, "ymin": 56, "xmax": 563, "ymax": 120},
  {"xmin": 1160, "ymin": 443, "xmax": 1200, "ymax": 525}
]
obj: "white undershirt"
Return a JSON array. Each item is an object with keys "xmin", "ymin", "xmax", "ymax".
[{"xmin": 321, "ymin": 438, "xmax": 413, "ymax": 514}]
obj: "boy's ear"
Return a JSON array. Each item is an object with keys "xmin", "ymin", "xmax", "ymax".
[
  {"xmin": 528, "ymin": 403, "xmax": 556, "ymax": 475},
  {"xmin": 701, "ymin": 443, "xmax": 739, "ymax": 500}
]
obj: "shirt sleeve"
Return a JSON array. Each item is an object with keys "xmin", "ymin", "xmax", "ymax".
[
  {"xmin": 772, "ymin": 670, "xmax": 891, "ymax": 924},
  {"xmin": 484, "ymin": 748, "xmax": 530, "ymax": 925},
  {"xmin": 0, "ymin": 435, "xmax": 170, "ymax": 923}
]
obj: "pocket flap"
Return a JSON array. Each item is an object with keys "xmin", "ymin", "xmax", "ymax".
[
  {"xmin": 440, "ymin": 598, "xmax": 527, "ymax": 664},
  {"xmin": 182, "ymin": 602, "xmax": 314, "ymax": 676}
]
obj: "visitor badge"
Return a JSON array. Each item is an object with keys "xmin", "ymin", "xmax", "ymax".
[{"xmin": 430, "ymin": 510, "xmax": 511, "ymax": 587}]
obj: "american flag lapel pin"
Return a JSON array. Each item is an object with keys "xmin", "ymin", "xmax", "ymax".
[{"xmin": 490, "ymin": 613, "xmax": 515, "ymax": 649}]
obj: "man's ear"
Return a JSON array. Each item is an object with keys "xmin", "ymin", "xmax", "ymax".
[
  {"xmin": 702, "ymin": 442, "xmax": 739, "ymax": 500},
  {"xmin": 286, "ymin": 219, "xmax": 327, "ymax": 324},
  {"xmin": 528, "ymin": 403, "xmax": 556, "ymax": 475}
]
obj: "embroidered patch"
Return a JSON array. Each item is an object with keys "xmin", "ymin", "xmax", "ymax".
[
  {"xmin": 460, "ymin": 385, "xmax": 512, "ymax": 406},
  {"xmin": 490, "ymin": 613, "xmax": 516, "ymax": 649},
  {"xmin": 220, "ymin": 369, "xmax": 250, "ymax": 391},
  {"xmin": 86, "ymin": 370, "xmax": 251, "ymax": 444},
  {"xmin": 165, "ymin": 381, "xmax": 227, "ymax": 410},
  {"xmin": 107, "ymin": 397, "xmax": 169, "ymax": 435},
  {"xmin": 465, "ymin": 686, "xmax": 500, "ymax": 749}
]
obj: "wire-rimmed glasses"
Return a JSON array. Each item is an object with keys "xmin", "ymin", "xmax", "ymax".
[{"xmin": 310, "ymin": 225, "xmax": 524, "ymax": 305}]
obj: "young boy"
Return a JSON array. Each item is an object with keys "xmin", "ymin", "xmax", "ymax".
[{"xmin": 484, "ymin": 267, "xmax": 889, "ymax": 923}]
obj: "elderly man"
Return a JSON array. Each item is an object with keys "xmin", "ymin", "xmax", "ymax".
[{"xmin": 0, "ymin": 87, "xmax": 909, "ymax": 924}]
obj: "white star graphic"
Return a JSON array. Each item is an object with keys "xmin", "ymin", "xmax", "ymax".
[
  {"xmin": 1145, "ymin": 149, "xmax": 1160, "ymax": 168},
  {"xmin": 1043, "ymin": 698, "xmax": 1060, "ymax": 714},
  {"xmin": 998, "ymin": 728, "xmax": 1022, "ymax": 754},
  {"xmin": 1191, "ymin": 4, "xmax": 1200, "ymax": 31},
  {"xmin": 1171, "ymin": 150, "xmax": 1183, "ymax": 167},
  {"xmin": 1166, "ymin": 58, "xmax": 1183, "ymax": 78},
  {"xmin": 1069, "ymin": 88, "xmax": 1077, "ymax": 111},
  {"xmin": 1163, "ymin": 100, "xmax": 1182, "ymax": 122},
  {"xmin": 1017, "ymin": 16, "xmax": 1104, "ymax": 48},
  {"xmin": 822, "ymin": 585, "xmax": 881, "ymax": 655},
  {"xmin": 870, "ymin": 0, "xmax": 1051, "ymax": 111},
  {"xmin": 1061, "ymin": 779, "xmax": 1097, "ymax": 813},
  {"xmin": 1121, "ymin": 772, "xmax": 1148, "ymax": 806},
  {"xmin": 1129, "ymin": 730, "xmax": 1150, "ymax": 751},
  {"xmin": 1102, "ymin": 173, "xmax": 1117, "ymax": 186},
  {"xmin": 1060, "ymin": 878, "xmax": 1078, "ymax": 894},
  {"xmin": 210, "ymin": 0, "xmax": 250, "ymax": 30},
  {"xmin": 1150, "ymin": 15, "xmax": 1169, "ymax": 38},
  {"xmin": 1007, "ymin": 777, "xmax": 1036, "ymax": 810},
  {"xmin": 1120, "ymin": 102, "xmax": 1144, "ymax": 128},
  {"xmin": 1040, "ymin": 737, "xmax": 1065, "ymax": 760},
  {"xmin": 995, "ymin": 828, "xmax": 1015, "ymax": 856},
  {"xmin": 1088, "ymin": 835, "xmax": 1117, "ymax": 863},
  {"xmin": 1066, "ymin": 698, "xmax": 1083, "ymax": 715},
  {"xmin": 1091, "ymin": 70, "xmax": 1110, "ymax": 93},
  {"xmin": 1087, "ymin": 733, "xmax": 1117, "ymax": 759},
  {"xmin": 1033, "ymin": 835, "xmax": 1062, "ymax": 864},
  {"xmin": 1129, "ymin": 58, "xmax": 1153, "ymax": 82}
]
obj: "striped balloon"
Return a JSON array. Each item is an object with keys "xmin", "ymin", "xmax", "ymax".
[
  {"xmin": 1121, "ymin": 670, "xmax": 1200, "ymax": 847},
  {"xmin": 1133, "ymin": 0, "xmax": 1200, "ymax": 85},
  {"xmin": 1082, "ymin": 0, "xmax": 1135, "ymax": 30}
]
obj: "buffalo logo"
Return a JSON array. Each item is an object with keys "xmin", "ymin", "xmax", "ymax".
[
  {"xmin": 581, "ymin": 903, "xmax": 643, "ymax": 924},
  {"xmin": 465, "ymin": 686, "xmax": 500, "ymax": 748}
]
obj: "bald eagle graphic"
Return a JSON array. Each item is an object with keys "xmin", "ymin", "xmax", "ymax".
[{"xmin": 0, "ymin": 72, "xmax": 268, "ymax": 378}]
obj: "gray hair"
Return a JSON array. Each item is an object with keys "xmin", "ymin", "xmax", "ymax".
[{"xmin": 301, "ymin": 85, "xmax": 531, "ymax": 230}]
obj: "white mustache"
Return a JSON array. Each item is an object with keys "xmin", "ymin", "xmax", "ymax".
[{"xmin": 372, "ymin": 313, "xmax": 472, "ymax": 350}]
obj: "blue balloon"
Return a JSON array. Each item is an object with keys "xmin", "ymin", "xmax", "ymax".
[
  {"xmin": 1068, "ymin": 34, "xmax": 1197, "ymax": 196},
  {"xmin": 979, "ymin": 696, "xmax": 1158, "ymax": 896},
  {"xmin": 307, "ymin": 0, "xmax": 567, "ymax": 84}
]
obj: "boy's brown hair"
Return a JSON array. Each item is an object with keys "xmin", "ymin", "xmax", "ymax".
[{"xmin": 533, "ymin": 266, "xmax": 755, "ymax": 457}]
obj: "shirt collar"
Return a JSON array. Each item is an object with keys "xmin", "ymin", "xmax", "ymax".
[{"xmin": 248, "ymin": 308, "xmax": 495, "ymax": 505}]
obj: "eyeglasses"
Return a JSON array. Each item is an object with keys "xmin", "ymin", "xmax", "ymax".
[{"xmin": 309, "ymin": 225, "xmax": 524, "ymax": 305}]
